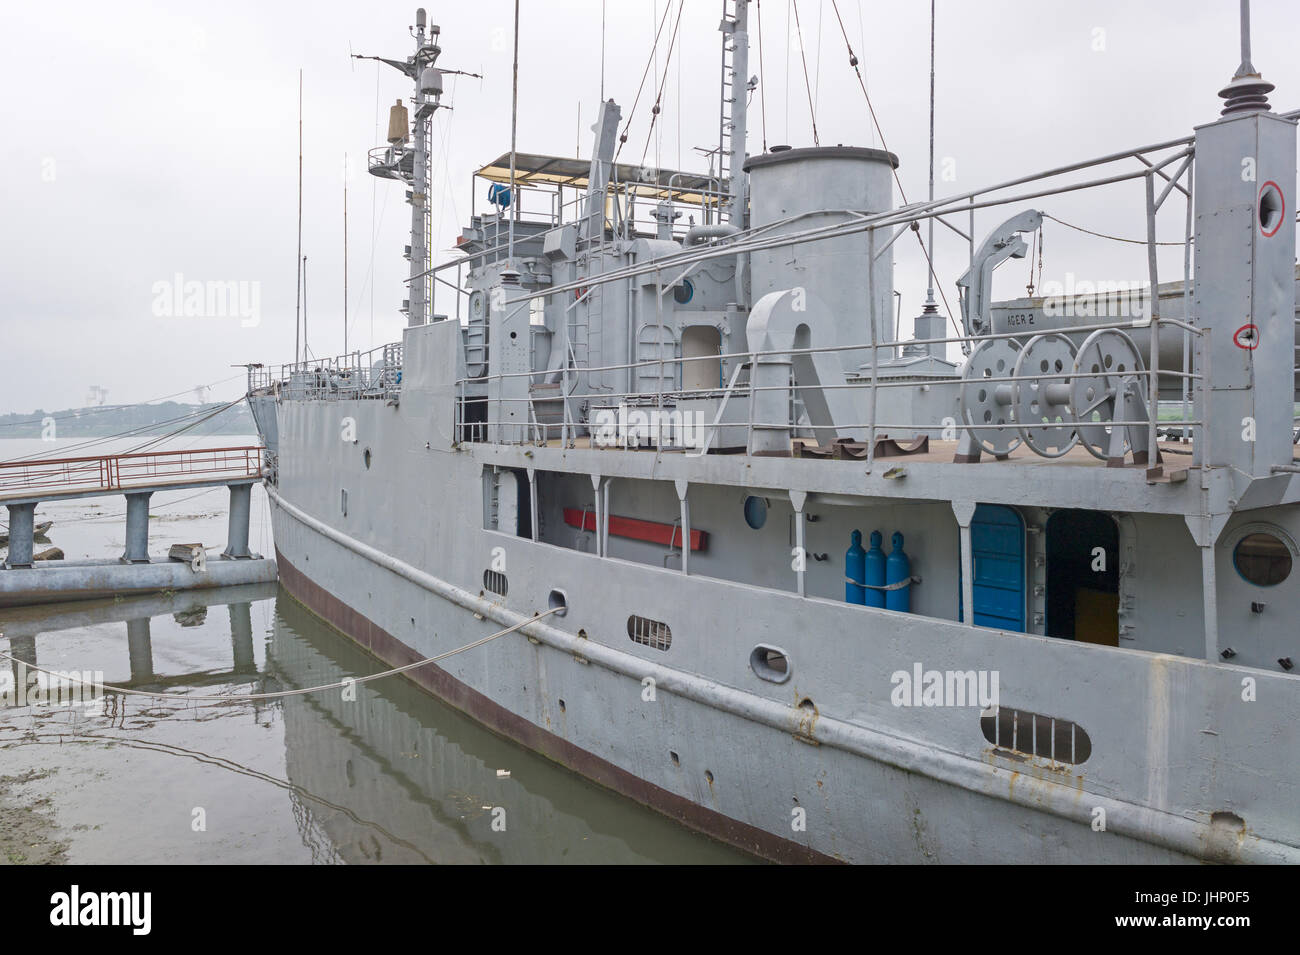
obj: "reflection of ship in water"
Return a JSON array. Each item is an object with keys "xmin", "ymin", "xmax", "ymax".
[{"xmin": 268, "ymin": 594, "xmax": 744, "ymax": 864}]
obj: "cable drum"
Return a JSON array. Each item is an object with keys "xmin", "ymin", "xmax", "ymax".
[
  {"xmin": 1070, "ymin": 328, "xmax": 1145, "ymax": 461},
  {"xmin": 1012, "ymin": 332, "xmax": 1079, "ymax": 457},
  {"xmin": 959, "ymin": 337, "xmax": 1022, "ymax": 457}
]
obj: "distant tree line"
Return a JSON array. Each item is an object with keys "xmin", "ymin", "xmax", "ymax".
[{"xmin": 0, "ymin": 401, "xmax": 256, "ymax": 439}]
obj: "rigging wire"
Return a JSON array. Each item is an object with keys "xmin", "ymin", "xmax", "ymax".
[
  {"xmin": 756, "ymin": 0, "xmax": 768, "ymax": 152},
  {"xmin": 0, "ymin": 401, "xmax": 248, "ymax": 465},
  {"xmin": 640, "ymin": 0, "xmax": 687, "ymax": 168},
  {"xmin": 790, "ymin": 0, "xmax": 820, "ymax": 146},
  {"xmin": 614, "ymin": 0, "xmax": 674, "ymax": 163},
  {"xmin": 1042, "ymin": 212, "xmax": 1187, "ymax": 246},
  {"xmin": 0, "ymin": 375, "xmax": 244, "ymax": 433},
  {"xmin": 827, "ymin": 0, "xmax": 961, "ymax": 341}
]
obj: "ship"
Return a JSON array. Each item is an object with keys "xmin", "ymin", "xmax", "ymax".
[{"xmin": 247, "ymin": 1, "xmax": 1300, "ymax": 862}]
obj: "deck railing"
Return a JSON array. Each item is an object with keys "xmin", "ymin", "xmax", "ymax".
[
  {"xmin": 0, "ymin": 446, "xmax": 264, "ymax": 498},
  {"xmin": 249, "ymin": 343, "xmax": 404, "ymax": 402}
]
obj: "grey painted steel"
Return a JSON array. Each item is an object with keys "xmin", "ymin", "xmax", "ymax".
[
  {"xmin": 0, "ymin": 557, "xmax": 278, "ymax": 609},
  {"xmin": 222, "ymin": 483, "xmax": 254, "ymax": 559},
  {"xmin": 746, "ymin": 146, "xmax": 899, "ymax": 372},
  {"xmin": 4, "ymin": 502, "xmax": 36, "ymax": 569},
  {"xmin": 122, "ymin": 491, "xmax": 152, "ymax": 563},
  {"xmin": 248, "ymin": 4, "xmax": 1300, "ymax": 863}
]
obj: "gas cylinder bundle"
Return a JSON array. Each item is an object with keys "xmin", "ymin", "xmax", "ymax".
[{"xmin": 846, "ymin": 530, "xmax": 911, "ymax": 612}]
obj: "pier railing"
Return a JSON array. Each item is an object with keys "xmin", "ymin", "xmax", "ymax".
[{"xmin": 0, "ymin": 446, "xmax": 264, "ymax": 499}]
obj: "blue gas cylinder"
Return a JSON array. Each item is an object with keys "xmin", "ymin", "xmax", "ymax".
[
  {"xmin": 886, "ymin": 531, "xmax": 911, "ymax": 613},
  {"xmin": 864, "ymin": 530, "xmax": 886, "ymax": 608},
  {"xmin": 845, "ymin": 530, "xmax": 866, "ymax": 605}
]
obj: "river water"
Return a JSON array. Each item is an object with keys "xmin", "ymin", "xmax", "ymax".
[{"xmin": 0, "ymin": 437, "xmax": 747, "ymax": 864}]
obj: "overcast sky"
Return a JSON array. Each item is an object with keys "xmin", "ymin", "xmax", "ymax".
[{"xmin": 2, "ymin": 0, "xmax": 1297, "ymax": 414}]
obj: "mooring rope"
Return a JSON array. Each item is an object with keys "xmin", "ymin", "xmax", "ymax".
[{"xmin": 0, "ymin": 606, "xmax": 560, "ymax": 706}]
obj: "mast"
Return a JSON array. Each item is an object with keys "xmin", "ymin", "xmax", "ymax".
[
  {"xmin": 295, "ymin": 70, "xmax": 302, "ymax": 364},
  {"xmin": 357, "ymin": 9, "xmax": 450, "ymax": 328},
  {"xmin": 507, "ymin": 0, "xmax": 519, "ymax": 262},
  {"xmin": 343, "ymin": 152, "xmax": 349, "ymax": 354},
  {"xmin": 721, "ymin": 1, "xmax": 751, "ymax": 225},
  {"xmin": 408, "ymin": 9, "xmax": 433, "ymax": 328}
]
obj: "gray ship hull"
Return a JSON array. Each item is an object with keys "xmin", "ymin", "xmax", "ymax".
[{"xmin": 260, "ymin": 387, "xmax": 1300, "ymax": 863}]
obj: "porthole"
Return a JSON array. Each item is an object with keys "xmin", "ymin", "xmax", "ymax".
[
  {"xmin": 1259, "ymin": 181, "xmax": 1284, "ymax": 237},
  {"xmin": 750, "ymin": 644, "xmax": 792, "ymax": 683},
  {"xmin": 363, "ymin": 448, "xmax": 372, "ymax": 469},
  {"xmin": 673, "ymin": 278, "xmax": 695, "ymax": 305},
  {"xmin": 1233, "ymin": 532, "xmax": 1292, "ymax": 587},
  {"xmin": 743, "ymin": 495, "xmax": 768, "ymax": 530}
]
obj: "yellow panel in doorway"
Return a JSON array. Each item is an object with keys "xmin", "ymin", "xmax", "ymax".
[{"xmin": 1074, "ymin": 587, "xmax": 1119, "ymax": 647}]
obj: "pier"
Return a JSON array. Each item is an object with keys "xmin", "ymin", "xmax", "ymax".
[{"xmin": 0, "ymin": 446, "xmax": 276, "ymax": 607}]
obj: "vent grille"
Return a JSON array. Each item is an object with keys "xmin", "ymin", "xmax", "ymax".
[
  {"xmin": 483, "ymin": 569, "xmax": 508, "ymax": 596},
  {"xmin": 627, "ymin": 615, "xmax": 672, "ymax": 651},
  {"xmin": 980, "ymin": 707, "xmax": 1091, "ymax": 765}
]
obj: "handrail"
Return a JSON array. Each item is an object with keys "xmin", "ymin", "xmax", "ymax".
[{"xmin": 0, "ymin": 446, "xmax": 264, "ymax": 497}]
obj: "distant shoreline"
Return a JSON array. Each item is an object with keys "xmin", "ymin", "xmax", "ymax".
[{"xmin": 0, "ymin": 401, "xmax": 254, "ymax": 440}]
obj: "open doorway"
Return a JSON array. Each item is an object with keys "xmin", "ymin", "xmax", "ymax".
[{"xmin": 1046, "ymin": 509, "xmax": 1119, "ymax": 645}]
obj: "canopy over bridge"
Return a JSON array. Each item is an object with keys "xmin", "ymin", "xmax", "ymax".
[{"xmin": 474, "ymin": 151, "xmax": 727, "ymax": 206}]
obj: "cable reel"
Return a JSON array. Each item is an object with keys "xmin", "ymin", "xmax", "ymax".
[
  {"xmin": 959, "ymin": 337, "xmax": 1022, "ymax": 457},
  {"xmin": 1069, "ymin": 328, "xmax": 1146, "ymax": 461},
  {"xmin": 1012, "ymin": 332, "xmax": 1078, "ymax": 457}
]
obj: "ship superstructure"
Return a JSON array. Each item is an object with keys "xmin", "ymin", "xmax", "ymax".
[{"xmin": 249, "ymin": 2, "xmax": 1300, "ymax": 862}]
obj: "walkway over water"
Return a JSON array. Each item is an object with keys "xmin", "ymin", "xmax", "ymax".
[{"xmin": 0, "ymin": 446, "xmax": 266, "ymax": 571}]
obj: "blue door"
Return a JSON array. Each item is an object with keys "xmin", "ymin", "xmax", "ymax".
[{"xmin": 966, "ymin": 504, "xmax": 1025, "ymax": 632}]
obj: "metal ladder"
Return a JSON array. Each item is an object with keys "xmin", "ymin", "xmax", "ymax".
[{"xmin": 717, "ymin": 0, "xmax": 740, "ymax": 221}]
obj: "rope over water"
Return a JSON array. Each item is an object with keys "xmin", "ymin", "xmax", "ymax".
[{"xmin": 0, "ymin": 606, "xmax": 561, "ymax": 707}]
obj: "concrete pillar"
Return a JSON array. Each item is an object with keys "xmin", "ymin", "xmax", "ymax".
[
  {"xmin": 222, "ymin": 483, "xmax": 253, "ymax": 559},
  {"xmin": 122, "ymin": 492, "xmax": 153, "ymax": 563},
  {"xmin": 4, "ymin": 502, "xmax": 36, "ymax": 569},
  {"xmin": 953, "ymin": 501, "xmax": 977, "ymax": 626},
  {"xmin": 229, "ymin": 602, "xmax": 255, "ymax": 673},
  {"xmin": 126, "ymin": 617, "xmax": 153, "ymax": 683}
]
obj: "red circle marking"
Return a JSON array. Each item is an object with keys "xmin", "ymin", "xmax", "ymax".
[
  {"xmin": 1260, "ymin": 181, "xmax": 1284, "ymax": 238},
  {"xmin": 1233, "ymin": 323, "xmax": 1260, "ymax": 350}
]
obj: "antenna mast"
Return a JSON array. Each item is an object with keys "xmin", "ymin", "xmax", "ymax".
[
  {"xmin": 343, "ymin": 152, "xmax": 349, "ymax": 354},
  {"xmin": 295, "ymin": 70, "xmax": 303, "ymax": 365},
  {"xmin": 719, "ymin": 1, "xmax": 751, "ymax": 225},
  {"xmin": 1218, "ymin": 0, "xmax": 1273, "ymax": 114}
]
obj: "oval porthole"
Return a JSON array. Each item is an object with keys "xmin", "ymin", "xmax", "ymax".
[
  {"xmin": 363, "ymin": 448, "xmax": 372, "ymax": 469},
  {"xmin": 673, "ymin": 278, "xmax": 695, "ymax": 305},
  {"xmin": 1233, "ymin": 531, "xmax": 1292, "ymax": 587},
  {"xmin": 743, "ymin": 495, "xmax": 768, "ymax": 530},
  {"xmin": 1259, "ymin": 181, "xmax": 1284, "ymax": 237},
  {"xmin": 750, "ymin": 644, "xmax": 791, "ymax": 683}
]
